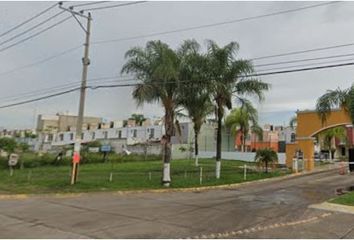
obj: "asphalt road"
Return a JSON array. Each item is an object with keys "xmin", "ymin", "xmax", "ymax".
[{"xmin": 0, "ymin": 169, "xmax": 353, "ymax": 239}]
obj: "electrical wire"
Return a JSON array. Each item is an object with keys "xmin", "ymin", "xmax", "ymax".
[
  {"xmin": 253, "ymin": 52, "xmax": 354, "ymax": 67},
  {"xmin": 251, "ymin": 42, "xmax": 354, "ymax": 61},
  {"xmin": 81, "ymin": 1, "xmax": 147, "ymax": 11},
  {"xmin": 0, "ymin": 44, "xmax": 82, "ymax": 77},
  {"xmin": 0, "ymin": 76, "xmax": 135, "ymax": 102},
  {"xmin": 0, "ymin": 15, "xmax": 72, "ymax": 54},
  {"xmin": 0, "ymin": 10, "xmax": 65, "ymax": 47},
  {"xmin": 2, "ymin": 60, "xmax": 354, "ymax": 109},
  {"xmin": 92, "ymin": 1, "xmax": 338, "ymax": 45},
  {"xmin": 0, "ymin": 2, "xmax": 58, "ymax": 38},
  {"xmin": 69, "ymin": 1, "xmax": 109, "ymax": 8},
  {"xmin": 255, "ymin": 57, "xmax": 354, "ymax": 72}
]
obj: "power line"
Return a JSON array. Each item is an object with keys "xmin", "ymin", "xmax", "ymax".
[
  {"xmin": 80, "ymin": 1, "xmax": 147, "ymax": 11},
  {"xmin": 0, "ymin": 76, "xmax": 135, "ymax": 102},
  {"xmin": 69, "ymin": 1, "xmax": 109, "ymax": 8},
  {"xmin": 0, "ymin": 2, "xmax": 58, "ymax": 38},
  {"xmin": 0, "ymin": 87, "xmax": 81, "ymax": 109},
  {"xmin": 2, "ymin": 60, "xmax": 354, "ymax": 110},
  {"xmin": 0, "ymin": 15, "xmax": 72, "ymax": 54},
  {"xmin": 0, "ymin": 10, "xmax": 65, "ymax": 48},
  {"xmin": 0, "ymin": 44, "xmax": 82, "ymax": 77},
  {"xmin": 251, "ymin": 42, "xmax": 354, "ymax": 61},
  {"xmin": 92, "ymin": 1, "xmax": 338, "ymax": 45},
  {"xmin": 249, "ymin": 61, "xmax": 354, "ymax": 77},
  {"xmin": 255, "ymin": 57, "xmax": 354, "ymax": 72},
  {"xmin": 253, "ymin": 52, "xmax": 354, "ymax": 67}
]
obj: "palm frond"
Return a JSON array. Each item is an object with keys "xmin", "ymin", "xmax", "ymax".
[{"xmin": 316, "ymin": 88, "xmax": 349, "ymax": 123}]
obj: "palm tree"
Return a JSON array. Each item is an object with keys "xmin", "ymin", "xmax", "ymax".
[
  {"xmin": 225, "ymin": 100, "xmax": 261, "ymax": 152},
  {"xmin": 316, "ymin": 87, "xmax": 354, "ymax": 123},
  {"xmin": 255, "ymin": 148, "xmax": 278, "ymax": 173},
  {"xmin": 178, "ymin": 40, "xmax": 214, "ymax": 166},
  {"xmin": 318, "ymin": 127, "xmax": 346, "ymax": 160},
  {"xmin": 289, "ymin": 115, "xmax": 297, "ymax": 129},
  {"xmin": 205, "ymin": 40, "xmax": 270, "ymax": 179},
  {"xmin": 129, "ymin": 114, "xmax": 146, "ymax": 126},
  {"xmin": 121, "ymin": 40, "xmax": 181, "ymax": 187}
]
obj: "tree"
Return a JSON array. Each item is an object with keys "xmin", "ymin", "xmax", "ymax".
[
  {"xmin": 178, "ymin": 40, "xmax": 214, "ymax": 166},
  {"xmin": 316, "ymin": 87, "xmax": 354, "ymax": 124},
  {"xmin": 255, "ymin": 148, "xmax": 278, "ymax": 173},
  {"xmin": 205, "ymin": 40, "xmax": 269, "ymax": 178},
  {"xmin": 129, "ymin": 114, "xmax": 146, "ymax": 126},
  {"xmin": 121, "ymin": 40, "xmax": 182, "ymax": 187},
  {"xmin": 318, "ymin": 127, "xmax": 346, "ymax": 160},
  {"xmin": 225, "ymin": 100, "xmax": 261, "ymax": 152},
  {"xmin": 0, "ymin": 137, "xmax": 17, "ymax": 154},
  {"xmin": 289, "ymin": 115, "xmax": 297, "ymax": 129}
]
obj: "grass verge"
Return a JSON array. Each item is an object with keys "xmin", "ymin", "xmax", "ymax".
[
  {"xmin": 0, "ymin": 158, "xmax": 288, "ymax": 194},
  {"xmin": 329, "ymin": 191, "xmax": 354, "ymax": 206}
]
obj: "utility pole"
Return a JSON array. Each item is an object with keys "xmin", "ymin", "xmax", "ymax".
[{"xmin": 58, "ymin": 2, "xmax": 92, "ymax": 185}]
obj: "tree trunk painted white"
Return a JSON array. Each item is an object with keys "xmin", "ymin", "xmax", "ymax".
[
  {"xmin": 195, "ymin": 155, "xmax": 199, "ymax": 166},
  {"xmin": 216, "ymin": 161, "xmax": 221, "ymax": 179},
  {"xmin": 162, "ymin": 162, "xmax": 171, "ymax": 187}
]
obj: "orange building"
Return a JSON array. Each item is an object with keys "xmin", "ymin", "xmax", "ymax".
[{"xmin": 234, "ymin": 129, "xmax": 279, "ymax": 152}]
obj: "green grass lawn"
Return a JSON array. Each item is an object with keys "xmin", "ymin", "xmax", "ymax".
[
  {"xmin": 329, "ymin": 191, "xmax": 354, "ymax": 206},
  {"xmin": 0, "ymin": 158, "xmax": 288, "ymax": 194}
]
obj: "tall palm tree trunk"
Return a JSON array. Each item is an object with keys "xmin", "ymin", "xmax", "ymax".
[
  {"xmin": 216, "ymin": 103, "xmax": 222, "ymax": 179},
  {"xmin": 242, "ymin": 129, "xmax": 246, "ymax": 152},
  {"xmin": 162, "ymin": 107, "xmax": 173, "ymax": 187},
  {"xmin": 194, "ymin": 130, "xmax": 199, "ymax": 166}
]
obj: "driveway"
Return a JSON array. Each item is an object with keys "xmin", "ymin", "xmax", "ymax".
[{"xmin": 0, "ymin": 169, "xmax": 353, "ymax": 238}]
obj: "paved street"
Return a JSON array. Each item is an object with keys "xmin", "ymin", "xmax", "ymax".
[{"xmin": 0, "ymin": 169, "xmax": 353, "ymax": 239}]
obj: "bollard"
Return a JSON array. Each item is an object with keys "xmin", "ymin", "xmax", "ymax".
[
  {"xmin": 244, "ymin": 164, "xmax": 247, "ymax": 181},
  {"xmin": 149, "ymin": 171, "xmax": 152, "ymax": 181},
  {"xmin": 339, "ymin": 161, "xmax": 345, "ymax": 175},
  {"xmin": 199, "ymin": 167, "xmax": 203, "ymax": 185},
  {"xmin": 109, "ymin": 172, "xmax": 113, "ymax": 182}
]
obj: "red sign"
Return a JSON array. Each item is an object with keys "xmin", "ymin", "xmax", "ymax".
[{"xmin": 73, "ymin": 152, "xmax": 80, "ymax": 164}]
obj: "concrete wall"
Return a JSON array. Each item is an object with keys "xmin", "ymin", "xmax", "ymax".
[{"xmin": 199, "ymin": 151, "xmax": 286, "ymax": 165}]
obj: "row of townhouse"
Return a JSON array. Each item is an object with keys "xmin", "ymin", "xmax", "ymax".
[{"xmin": 38, "ymin": 125, "xmax": 164, "ymax": 151}]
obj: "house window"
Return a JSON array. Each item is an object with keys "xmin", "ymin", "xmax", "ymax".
[
  {"xmin": 110, "ymin": 121, "xmax": 114, "ymax": 128},
  {"xmin": 87, "ymin": 124, "xmax": 91, "ymax": 130},
  {"xmin": 67, "ymin": 126, "xmax": 71, "ymax": 131},
  {"xmin": 104, "ymin": 131, "xmax": 108, "ymax": 139},
  {"xmin": 149, "ymin": 128, "xmax": 155, "ymax": 139},
  {"xmin": 118, "ymin": 130, "xmax": 122, "ymax": 139},
  {"xmin": 98, "ymin": 123, "xmax": 102, "ymax": 129},
  {"xmin": 291, "ymin": 133, "xmax": 296, "ymax": 143},
  {"xmin": 92, "ymin": 132, "xmax": 95, "ymax": 140},
  {"xmin": 48, "ymin": 134, "xmax": 53, "ymax": 141},
  {"xmin": 59, "ymin": 134, "xmax": 64, "ymax": 141},
  {"xmin": 132, "ymin": 129, "xmax": 137, "ymax": 138},
  {"xmin": 81, "ymin": 133, "xmax": 84, "ymax": 140},
  {"xmin": 70, "ymin": 133, "xmax": 74, "ymax": 140}
]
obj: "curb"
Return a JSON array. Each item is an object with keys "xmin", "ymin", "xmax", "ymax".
[
  {"xmin": 309, "ymin": 202, "xmax": 354, "ymax": 215},
  {"xmin": 0, "ymin": 166, "xmax": 340, "ymax": 200}
]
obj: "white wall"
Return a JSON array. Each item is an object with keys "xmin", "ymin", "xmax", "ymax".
[{"xmin": 199, "ymin": 151, "xmax": 286, "ymax": 165}]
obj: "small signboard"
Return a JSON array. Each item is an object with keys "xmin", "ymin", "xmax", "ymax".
[
  {"xmin": 8, "ymin": 153, "xmax": 19, "ymax": 166},
  {"xmin": 101, "ymin": 145, "xmax": 112, "ymax": 152},
  {"xmin": 88, "ymin": 147, "xmax": 100, "ymax": 153}
]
